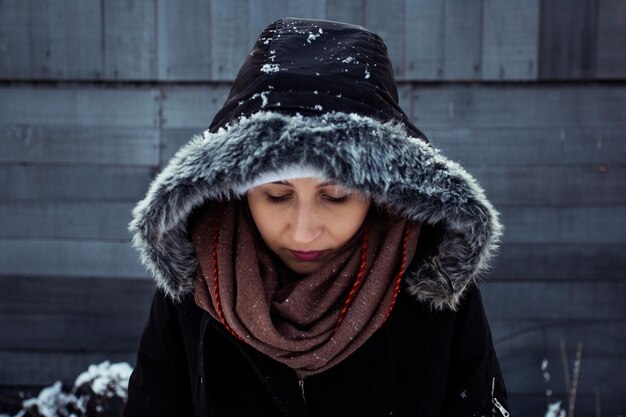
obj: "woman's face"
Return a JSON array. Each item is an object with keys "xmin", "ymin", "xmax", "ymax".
[{"xmin": 246, "ymin": 177, "xmax": 371, "ymax": 274}]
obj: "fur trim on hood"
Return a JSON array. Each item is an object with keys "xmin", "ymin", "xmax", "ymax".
[{"xmin": 129, "ymin": 110, "xmax": 502, "ymax": 310}]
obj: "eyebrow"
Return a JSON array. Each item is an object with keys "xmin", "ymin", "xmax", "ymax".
[{"xmin": 271, "ymin": 180, "xmax": 337, "ymax": 188}]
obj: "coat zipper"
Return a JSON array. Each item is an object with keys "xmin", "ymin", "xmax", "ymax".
[
  {"xmin": 298, "ymin": 378, "xmax": 307, "ymax": 405},
  {"xmin": 491, "ymin": 376, "xmax": 509, "ymax": 417}
]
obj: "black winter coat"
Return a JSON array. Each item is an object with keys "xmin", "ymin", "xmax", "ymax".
[
  {"xmin": 125, "ymin": 17, "xmax": 509, "ymax": 417},
  {"xmin": 123, "ymin": 279, "xmax": 508, "ymax": 417}
]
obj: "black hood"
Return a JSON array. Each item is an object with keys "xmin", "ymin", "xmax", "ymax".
[
  {"xmin": 129, "ymin": 18, "xmax": 503, "ymax": 310},
  {"xmin": 209, "ymin": 18, "xmax": 426, "ymax": 139}
]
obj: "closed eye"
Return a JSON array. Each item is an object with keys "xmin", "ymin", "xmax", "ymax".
[
  {"xmin": 266, "ymin": 194, "xmax": 291, "ymax": 203},
  {"xmin": 322, "ymin": 195, "xmax": 349, "ymax": 204}
]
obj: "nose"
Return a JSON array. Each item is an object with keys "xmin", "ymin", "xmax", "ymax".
[{"xmin": 290, "ymin": 203, "xmax": 323, "ymax": 245}]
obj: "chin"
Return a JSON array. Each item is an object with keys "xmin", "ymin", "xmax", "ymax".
[{"xmin": 284, "ymin": 260, "xmax": 320, "ymax": 275}]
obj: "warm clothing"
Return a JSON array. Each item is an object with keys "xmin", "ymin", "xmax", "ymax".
[
  {"xmin": 123, "ymin": 262, "xmax": 507, "ymax": 417},
  {"xmin": 125, "ymin": 17, "xmax": 508, "ymax": 417},
  {"xmin": 191, "ymin": 201, "xmax": 421, "ymax": 378}
]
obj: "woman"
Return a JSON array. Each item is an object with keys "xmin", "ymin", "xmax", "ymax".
[{"xmin": 124, "ymin": 18, "xmax": 509, "ymax": 417}]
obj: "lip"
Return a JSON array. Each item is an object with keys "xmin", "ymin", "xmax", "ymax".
[{"xmin": 290, "ymin": 250, "xmax": 327, "ymax": 262}]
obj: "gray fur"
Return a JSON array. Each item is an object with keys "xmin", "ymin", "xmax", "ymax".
[{"xmin": 129, "ymin": 111, "xmax": 502, "ymax": 310}]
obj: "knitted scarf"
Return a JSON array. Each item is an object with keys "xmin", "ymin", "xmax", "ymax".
[{"xmin": 191, "ymin": 200, "xmax": 420, "ymax": 378}]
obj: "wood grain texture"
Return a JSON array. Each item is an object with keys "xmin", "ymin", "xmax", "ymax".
[
  {"xmin": 489, "ymin": 243, "xmax": 626, "ymax": 281},
  {"xmin": 287, "ymin": 0, "xmax": 326, "ymax": 20},
  {"xmin": 426, "ymin": 126, "xmax": 626, "ymax": 165},
  {"xmin": 0, "ymin": 165, "xmax": 154, "ymax": 201},
  {"xmin": 103, "ymin": 0, "xmax": 156, "ymax": 80},
  {"xmin": 161, "ymin": 128, "xmax": 203, "ymax": 166},
  {"xmin": 45, "ymin": 0, "xmax": 103, "ymax": 79},
  {"xmin": 210, "ymin": 0, "xmax": 251, "ymax": 81},
  {"xmin": 539, "ymin": 0, "xmax": 597, "ymax": 80},
  {"xmin": 156, "ymin": 0, "xmax": 212, "ymax": 80},
  {"xmin": 497, "ymin": 206, "xmax": 626, "ymax": 244},
  {"xmin": 160, "ymin": 84, "xmax": 232, "ymax": 163},
  {"xmin": 0, "ymin": 275, "xmax": 153, "ymax": 351},
  {"xmin": 0, "ymin": 201, "xmax": 135, "ymax": 240},
  {"xmin": 404, "ymin": 0, "xmax": 444, "ymax": 79},
  {"xmin": 0, "ymin": 351, "xmax": 138, "ymax": 386},
  {"xmin": 0, "ymin": 1, "xmax": 43, "ymax": 78},
  {"xmin": 249, "ymin": 0, "xmax": 288, "ymax": 50},
  {"xmin": 364, "ymin": 0, "xmax": 405, "ymax": 77},
  {"xmin": 0, "ymin": 0, "xmax": 102, "ymax": 79},
  {"xmin": 0, "ymin": 126, "xmax": 159, "ymax": 166},
  {"xmin": 442, "ymin": 0, "xmax": 482, "ymax": 80},
  {"xmin": 411, "ymin": 85, "xmax": 626, "ymax": 128},
  {"xmin": 506, "ymin": 393, "xmax": 623, "ymax": 417},
  {"xmin": 481, "ymin": 281, "xmax": 626, "ymax": 320},
  {"xmin": 490, "ymin": 319, "xmax": 625, "ymax": 416},
  {"xmin": 325, "ymin": 0, "xmax": 365, "ymax": 26},
  {"xmin": 162, "ymin": 85, "xmax": 232, "ymax": 128},
  {"xmin": 482, "ymin": 0, "xmax": 539, "ymax": 80},
  {"xmin": 0, "ymin": 239, "xmax": 147, "ymax": 278},
  {"xmin": 596, "ymin": 0, "xmax": 626, "ymax": 78},
  {"xmin": 481, "ymin": 277, "xmax": 626, "ymax": 325},
  {"xmin": 0, "ymin": 87, "xmax": 159, "ymax": 127},
  {"xmin": 466, "ymin": 165, "xmax": 626, "ymax": 206}
]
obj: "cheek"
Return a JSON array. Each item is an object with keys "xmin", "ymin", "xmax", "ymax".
[
  {"xmin": 328, "ymin": 201, "xmax": 370, "ymax": 241},
  {"xmin": 247, "ymin": 201, "xmax": 283, "ymax": 245}
]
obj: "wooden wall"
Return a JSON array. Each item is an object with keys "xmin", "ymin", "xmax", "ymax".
[{"xmin": 1, "ymin": 0, "xmax": 625, "ymax": 415}]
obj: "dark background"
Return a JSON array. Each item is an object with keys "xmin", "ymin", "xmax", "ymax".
[{"xmin": 0, "ymin": 0, "xmax": 625, "ymax": 415}]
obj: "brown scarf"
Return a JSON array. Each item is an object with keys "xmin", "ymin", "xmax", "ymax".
[{"xmin": 191, "ymin": 200, "xmax": 420, "ymax": 378}]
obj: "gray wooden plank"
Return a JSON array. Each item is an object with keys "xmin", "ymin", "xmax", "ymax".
[
  {"xmin": 0, "ymin": 165, "xmax": 154, "ymax": 201},
  {"xmin": 481, "ymin": 281, "xmax": 626, "ymax": 320},
  {"xmin": 404, "ymin": 0, "xmax": 444, "ymax": 80},
  {"xmin": 0, "ymin": 1, "xmax": 45, "ymax": 78},
  {"xmin": 103, "ymin": 0, "xmax": 157, "ymax": 80},
  {"xmin": 161, "ymin": 85, "xmax": 232, "ymax": 164},
  {"xmin": 596, "ymin": 0, "xmax": 626, "ymax": 79},
  {"xmin": 45, "ymin": 0, "xmax": 103, "ymax": 79},
  {"xmin": 1, "ymin": 126, "xmax": 159, "ymax": 166},
  {"xmin": 325, "ymin": 0, "xmax": 365, "ymax": 26},
  {"xmin": 0, "ymin": 202, "xmax": 134, "ymax": 240},
  {"xmin": 156, "ymin": 0, "xmax": 212, "ymax": 80},
  {"xmin": 442, "ymin": 0, "xmax": 482, "ymax": 80},
  {"xmin": 0, "ymin": 275, "xmax": 153, "ymax": 351},
  {"xmin": 364, "ymin": 0, "xmax": 405, "ymax": 77},
  {"xmin": 397, "ymin": 84, "xmax": 412, "ymax": 120},
  {"xmin": 490, "ymin": 321, "xmax": 626, "ymax": 360},
  {"xmin": 467, "ymin": 165, "xmax": 626, "ymax": 206},
  {"xmin": 287, "ymin": 0, "xmax": 325, "ymax": 19},
  {"xmin": 249, "ymin": 0, "xmax": 288, "ymax": 52},
  {"xmin": 426, "ymin": 126, "xmax": 626, "ymax": 165},
  {"xmin": 0, "ymin": 239, "xmax": 147, "ymax": 278},
  {"xmin": 506, "ymin": 393, "xmax": 624, "ymax": 417},
  {"xmin": 497, "ymin": 206, "xmax": 626, "ymax": 244},
  {"xmin": 539, "ymin": 0, "xmax": 597, "ymax": 80},
  {"xmin": 481, "ymin": 0, "xmax": 539, "ymax": 80},
  {"xmin": 490, "ymin": 321, "xmax": 626, "ymax": 413},
  {"xmin": 0, "ymin": 351, "xmax": 137, "ymax": 386},
  {"xmin": 500, "ymin": 355, "xmax": 625, "ymax": 413},
  {"xmin": 162, "ymin": 85, "xmax": 232, "ymax": 128},
  {"xmin": 210, "ymin": 0, "xmax": 251, "ymax": 81},
  {"xmin": 490, "ymin": 243, "xmax": 626, "ymax": 281},
  {"xmin": 0, "ymin": 87, "xmax": 159, "ymax": 127},
  {"xmin": 161, "ymin": 128, "xmax": 206, "ymax": 165},
  {"xmin": 0, "ymin": 1, "xmax": 102, "ymax": 79},
  {"xmin": 411, "ymin": 85, "xmax": 626, "ymax": 128}
]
